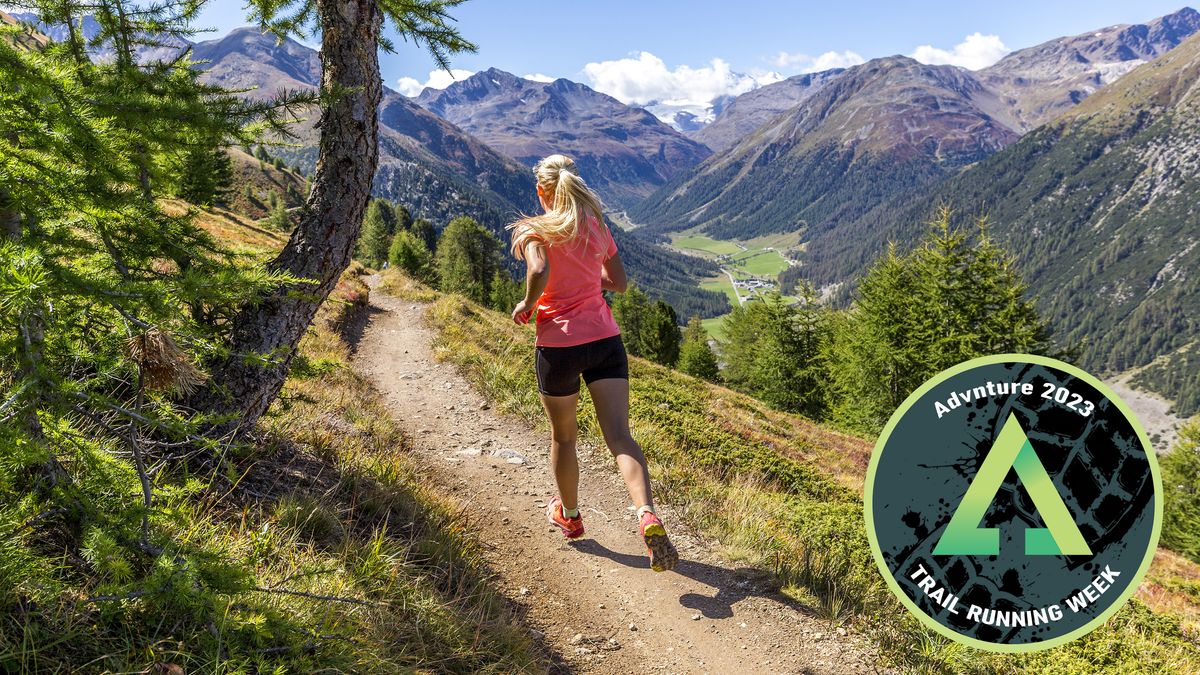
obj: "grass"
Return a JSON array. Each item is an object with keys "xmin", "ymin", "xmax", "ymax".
[
  {"xmin": 671, "ymin": 233, "xmax": 743, "ymax": 257},
  {"xmin": 0, "ymin": 218, "xmax": 543, "ymax": 671},
  {"xmin": 405, "ymin": 273, "xmax": 1200, "ymax": 674},
  {"xmin": 702, "ymin": 316, "xmax": 729, "ymax": 343},
  {"xmin": 729, "ymin": 249, "xmax": 790, "ymax": 276}
]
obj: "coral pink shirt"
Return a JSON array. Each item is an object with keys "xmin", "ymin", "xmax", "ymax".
[{"xmin": 527, "ymin": 212, "xmax": 621, "ymax": 348}]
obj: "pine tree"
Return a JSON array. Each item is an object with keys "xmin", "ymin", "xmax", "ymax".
[
  {"xmin": 721, "ymin": 293, "xmax": 828, "ymax": 416},
  {"xmin": 357, "ymin": 199, "xmax": 396, "ymax": 267},
  {"xmin": 388, "ymin": 229, "xmax": 434, "ymax": 283},
  {"xmin": 411, "ymin": 218, "xmax": 438, "ymax": 254},
  {"xmin": 393, "ymin": 203, "xmax": 413, "ymax": 232},
  {"xmin": 611, "ymin": 285, "xmax": 651, "ymax": 357},
  {"xmin": 825, "ymin": 208, "xmax": 1057, "ymax": 434},
  {"xmin": 434, "ymin": 216, "xmax": 503, "ymax": 305},
  {"xmin": 488, "ymin": 269, "xmax": 524, "ymax": 313},
  {"xmin": 641, "ymin": 300, "xmax": 681, "ymax": 367},
  {"xmin": 264, "ymin": 196, "xmax": 291, "ymax": 231},
  {"xmin": 177, "ymin": 143, "xmax": 234, "ymax": 206},
  {"xmin": 678, "ymin": 316, "xmax": 719, "ymax": 381}
]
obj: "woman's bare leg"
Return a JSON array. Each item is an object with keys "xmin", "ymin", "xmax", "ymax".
[
  {"xmin": 539, "ymin": 392, "xmax": 580, "ymax": 510},
  {"xmin": 585, "ymin": 378, "xmax": 653, "ymax": 509}
]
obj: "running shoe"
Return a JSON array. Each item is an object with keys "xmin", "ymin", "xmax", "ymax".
[
  {"xmin": 546, "ymin": 496, "xmax": 585, "ymax": 539},
  {"xmin": 639, "ymin": 511, "xmax": 679, "ymax": 572}
]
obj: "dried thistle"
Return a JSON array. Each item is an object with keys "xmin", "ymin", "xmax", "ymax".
[{"xmin": 126, "ymin": 328, "xmax": 208, "ymax": 394}]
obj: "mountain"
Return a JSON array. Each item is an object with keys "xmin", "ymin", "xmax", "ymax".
[
  {"xmin": 807, "ymin": 30, "xmax": 1200, "ymax": 417},
  {"xmin": 630, "ymin": 56, "xmax": 1018, "ymax": 239},
  {"xmin": 978, "ymin": 7, "xmax": 1200, "ymax": 131},
  {"xmin": 1, "ymin": 10, "xmax": 49, "ymax": 50},
  {"xmin": 690, "ymin": 69, "xmax": 846, "ymax": 153},
  {"xmin": 9, "ymin": 10, "xmax": 190, "ymax": 62},
  {"xmin": 414, "ymin": 68, "xmax": 712, "ymax": 209},
  {"xmin": 190, "ymin": 29, "xmax": 726, "ymax": 318},
  {"xmin": 191, "ymin": 28, "xmax": 540, "ymax": 232}
]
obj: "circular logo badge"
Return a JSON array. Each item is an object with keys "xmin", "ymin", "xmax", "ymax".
[{"xmin": 865, "ymin": 354, "xmax": 1161, "ymax": 652}]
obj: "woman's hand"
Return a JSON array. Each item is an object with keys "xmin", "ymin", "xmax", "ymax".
[{"xmin": 512, "ymin": 299, "xmax": 535, "ymax": 325}]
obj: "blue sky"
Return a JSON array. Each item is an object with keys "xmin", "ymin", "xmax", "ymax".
[{"xmin": 192, "ymin": 0, "xmax": 1192, "ymax": 110}]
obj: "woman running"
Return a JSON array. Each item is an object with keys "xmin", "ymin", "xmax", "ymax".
[{"xmin": 508, "ymin": 154, "xmax": 678, "ymax": 572}]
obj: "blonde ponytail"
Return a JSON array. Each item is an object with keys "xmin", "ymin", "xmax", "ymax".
[{"xmin": 509, "ymin": 154, "xmax": 606, "ymax": 259}]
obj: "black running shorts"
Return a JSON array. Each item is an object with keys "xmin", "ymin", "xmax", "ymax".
[{"xmin": 535, "ymin": 335, "xmax": 629, "ymax": 396}]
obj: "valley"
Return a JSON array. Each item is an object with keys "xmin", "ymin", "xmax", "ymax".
[{"xmin": 667, "ymin": 231, "xmax": 799, "ymax": 339}]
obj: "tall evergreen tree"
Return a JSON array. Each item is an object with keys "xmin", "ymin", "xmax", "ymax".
[
  {"xmin": 488, "ymin": 269, "xmax": 524, "ymax": 314},
  {"xmin": 434, "ymin": 216, "xmax": 502, "ymax": 305},
  {"xmin": 721, "ymin": 293, "xmax": 828, "ymax": 417},
  {"xmin": 357, "ymin": 199, "xmax": 397, "ymax": 267},
  {"xmin": 177, "ymin": 143, "xmax": 234, "ymax": 206},
  {"xmin": 641, "ymin": 300, "xmax": 681, "ymax": 367},
  {"xmin": 611, "ymin": 284, "xmax": 651, "ymax": 357},
  {"xmin": 411, "ymin": 218, "xmax": 437, "ymax": 254},
  {"xmin": 263, "ymin": 195, "xmax": 291, "ymax": 231},
  {"xmin": 393, "ymin": 203, "xmax": 412, "ymax": 232},
  {"xmin": 678, "ymin": 316, "xmax": 719, "ymax": 381},
  {"xmin": 388, "ymin": 228, "xmax": 434, "ymax": 283},
  {"xmin": 825, "ymin": 208, "xmax": 1058, "ymax": 434}
]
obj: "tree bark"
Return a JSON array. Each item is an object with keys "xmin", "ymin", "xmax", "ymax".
[{"xmin": 187, "ymin": 0, "xmax": 382, "ymax": 436}]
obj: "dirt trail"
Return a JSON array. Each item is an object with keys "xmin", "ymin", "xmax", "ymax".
[{"xmin": 351, "ymin": 279, "xmax": 876, "ymax": 674}]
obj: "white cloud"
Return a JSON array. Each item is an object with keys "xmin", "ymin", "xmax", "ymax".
[
  {"xmin": 523, "ymin": 73, "xmax": 556, "ymax": 83},
  {"xmin": 396, "ymin": 68, "xmax": 474, "ymax": 96},
  {"xmin": 772, "ymin": 49, "xmax": 865, "ymax": 72},
  {"xmin": 581, "ymin": 51, "xmax": 772, "ymax": 109},
  {"xmin": 910, "ymin": 33, "xmax": 1010, "ymax": 70}
]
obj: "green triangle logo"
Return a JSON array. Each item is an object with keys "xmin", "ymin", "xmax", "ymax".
[{"xmin": 933, "ymin": 414, "xmax": 1093, "ymax": 556}]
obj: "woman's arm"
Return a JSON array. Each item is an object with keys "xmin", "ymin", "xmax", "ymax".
[
  {"xmin": 512, "ymin": 239, "xmax": 549, "ymax": 324},
  {"xmin": 601, "ymin": 253, "xmax": 627, "ymax": 293}
]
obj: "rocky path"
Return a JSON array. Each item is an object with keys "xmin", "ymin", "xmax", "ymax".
[{"xmin": 351, "ymin": 280, "xmax": 877, "ymax": 674}]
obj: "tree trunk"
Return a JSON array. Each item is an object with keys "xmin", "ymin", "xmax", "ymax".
[{"xmin": 187, "ymin": 0, "xmax": 382, "ymax": 436}]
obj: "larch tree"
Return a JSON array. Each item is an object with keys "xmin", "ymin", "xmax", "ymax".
[{"xmin": 186, "ymin": 0, "xmax": 475, "ymax": 436}]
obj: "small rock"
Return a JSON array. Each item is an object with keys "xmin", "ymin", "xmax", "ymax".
[
  {"xmin": 519, "ymin": 587, "xmax": 531, "ymax": 596},
  {"xmin": 739, "ymin": 622, "xmax": 747, "ymax": 628},
  {"xmin": 574, "ymin": 647, "xmax": 593, "ymax": 656},
  {"xmin": 691, "ymin": 613, "xmax": 701, "ymax": 621},
  {"xmin": 530, "ymin": 629, "xmax": 545, "ymax": 641},
  {"xmin": 604, "ymin": 638, "xmax": 621, "ymax": 651},
  {"xmin": 836, "ymin": 626, "xmax": 847, "ymax": 636},
  {"xmin": 570, "ymin": 633, "xmax": 585, "ymax": 645},
  {"xmin": 628, "ymin": 623, "xmax": 638, "ymax": 632},
  {"xmin": 506, "ymin": 456, "xmax": 525, "ymax": 465},
  {"xmin": 598, "ymin": 603, "xmax": 606, "ymax": 609}
]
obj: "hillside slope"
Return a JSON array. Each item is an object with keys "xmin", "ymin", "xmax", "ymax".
[
  {"xmin": 393, "ymin": 272, "xmax": 1200, "ymax": 674},
  {"xmin": 631, "ymin": 56, "xmax": 1017, "ymax": 239},
  {"xmin": 0, "ymin": 195, "xmax": 544, "ymax": 671},
  {"xmin": 807, "ymin": 29, "xmax": 1200, "ymax": 417},
  {"xmin": 415, "ymin": 68, "xmax": 712, "ymax": 210}
]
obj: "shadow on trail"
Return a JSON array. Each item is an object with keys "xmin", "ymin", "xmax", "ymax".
[{"xmin": 568, "ymin": 538, "xmax": 822, "ymax": 622}]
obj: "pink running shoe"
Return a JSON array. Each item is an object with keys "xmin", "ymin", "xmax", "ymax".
[
  {"xmin": 639, "ymin": 511, "xmax": 679, "ymax": 572},
  {"xmin": 546, "ymin": 496, "xmax": 585, "ymax": 539}
]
